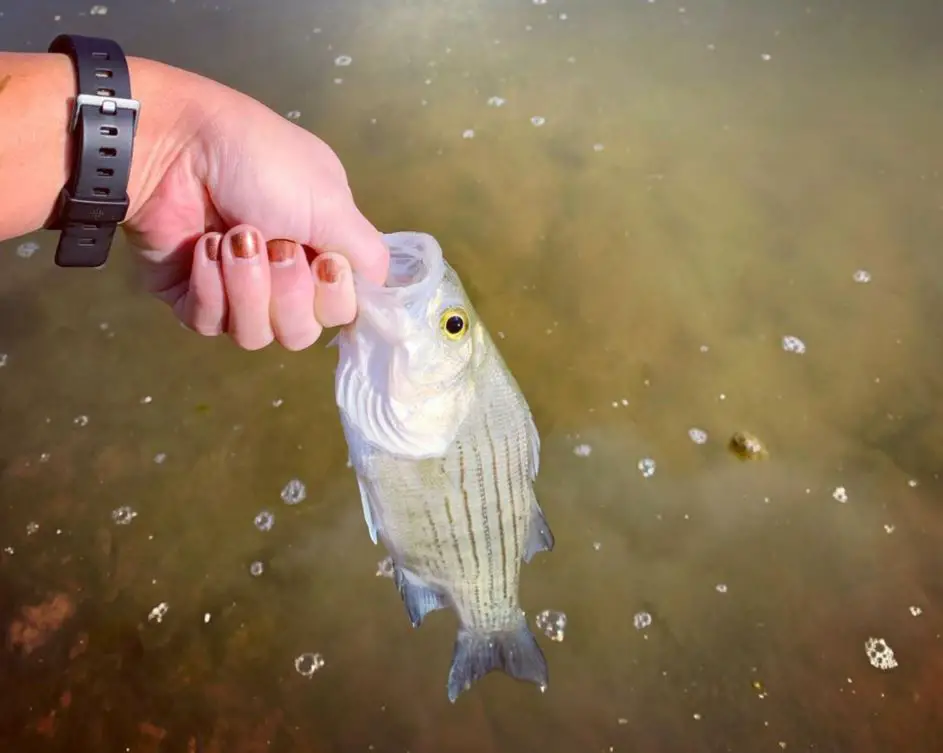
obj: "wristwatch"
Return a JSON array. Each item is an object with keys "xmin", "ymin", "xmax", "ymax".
[{"xmin": 47, "ymin": 34, "xmax": 140, "ymax": 268}]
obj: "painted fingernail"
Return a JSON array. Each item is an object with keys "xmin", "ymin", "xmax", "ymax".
[
  {"xmin": 230, "ymin": 229, "xmax": 259, "ymax": 260},
  {"xmin": 316, "ymin": 256, "xmax": 341, "ymax": 284},
  {"xmin": 205, "ymin": 234, "xmax": 221, "ymax": 262},
  {"xmin": 267, "ymin": 239, "xmax": 297, "ymax": 267}
]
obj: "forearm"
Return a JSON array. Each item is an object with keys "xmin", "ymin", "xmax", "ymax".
[{"xmin": 0, "ymin": 51, "xmax": 207, "ymax": 242}]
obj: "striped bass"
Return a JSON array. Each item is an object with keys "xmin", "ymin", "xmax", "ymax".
[{"xmin": 334, "ymin": 231, "xmax": 555, "ymax": 702}]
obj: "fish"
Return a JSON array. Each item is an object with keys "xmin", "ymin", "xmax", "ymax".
[{"xmin": 333, "ymin": 231, "xmax": 555, "ymax": 702}]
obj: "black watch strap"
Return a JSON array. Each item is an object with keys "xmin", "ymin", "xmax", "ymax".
[{"xmin": 47, "ymin": 34, "xmax": 140, "ymax": 268}]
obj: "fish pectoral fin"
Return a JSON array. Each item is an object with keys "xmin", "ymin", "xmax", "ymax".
[
  {"xmin": 523, "ymin": 501, "xmax": 555, "ymax": 563},
  {"xmin": 446, "ymin": 619, "xmax": 549, "ymax": 703},
  {"xmin": 356, "ymin": 476, "xmax": 381, "ymax": 545},
  {"xmin": 394, "ymin": 568, "xmax": 448, "ymax": 628}
]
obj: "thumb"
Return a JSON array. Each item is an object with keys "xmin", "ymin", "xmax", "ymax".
[{"xmin": 305, "ymin": 192, "xmax": 389, "ymax": 286}]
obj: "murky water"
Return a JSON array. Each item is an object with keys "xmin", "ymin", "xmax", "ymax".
[{"xmin": 3, "ymin": 0, "xmax": 943, "ymax": 750}]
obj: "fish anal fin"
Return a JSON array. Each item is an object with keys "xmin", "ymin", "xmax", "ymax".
[
  {"xmin": 394, "ymin": 568, "xmax": 448, "ymax": 628},
  {"xmin": 446, "ymin": 619, "xmax": 549, "ymax": 703},
  {"xmin": 523, "ymin": 501, "xmax": 554, "ymax": 563}
]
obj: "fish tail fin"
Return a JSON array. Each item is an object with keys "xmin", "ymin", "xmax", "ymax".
[{"xmin": 446, "ymin": 618, "xmax": 548, "ymax": 703}]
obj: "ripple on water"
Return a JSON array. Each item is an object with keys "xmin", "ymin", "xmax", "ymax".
[
  {"xmin": 294, "ymin": 652, "xmax": 326, "ymax": 678},
  {"xmin": 281, "ymin": 479, "xmax": 307, "ymax": 505},
  {"xmin": 254, "ymin": 511, "xmax": 275, "ymax": 531}
]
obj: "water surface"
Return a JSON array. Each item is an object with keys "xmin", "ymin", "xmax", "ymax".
[{"xmin": 2, "ymin": 1, "xmax": 943, "ymax": 751}]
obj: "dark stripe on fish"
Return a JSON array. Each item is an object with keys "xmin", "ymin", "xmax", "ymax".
[
  {"xmin": 484, "ymin": 418, "xmax": 510, "ymax": 603},
  {"xmin": 458, "ymin": 441, "xmax": 482, "ymax": 608},
  {"xmin": 471, "ymin": 437, "xmax": 496, "ymax": 609}
]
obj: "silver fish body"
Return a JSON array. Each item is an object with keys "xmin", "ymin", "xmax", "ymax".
[{"xmin": 334, "ymin": 232, "xmax": 554, "ymax": 702}]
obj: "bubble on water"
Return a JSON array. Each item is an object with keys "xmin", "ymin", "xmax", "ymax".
[
  {"xmin": 864, "ymin": 637, "xmax": 898, "ymax": 670},
  {"xmin": 90, "ymin": 5, "xmax": 108, "ymax": 15},
  {"xmin": 909, "ymin": 605, "xmax": 923, "ymax": 616},
  {"xmin": 376, "ymin": 556, "xmax": 395, "ymax": 578},
  {"xmin": 334, "ymin": 55, "xmax": 352, "ymax": 66},
  {"xmin": 111, "ymin": 506, "xmax": 137, "ymax": 525},
  {"xmin": 593, "ymin": 143, "xmax": 605, "ymax": 152},
  {"xmin": 832, "ymin": 486, "xmax": 848, "ymax": 503},
  {"xmin": 203, "ymin": 612, "xmax": 211, "ymax": 624},
  {"xmin": 907, "ymin": 479, "xmax": 919, "ymax": 488},
  {"xmin": 637, "ymin": 458, "xmax": 656, "ymax": 478},
  {"xmin": 853, "ymin": 269, "xmax": 872, "ymax": 283},
  {"xmin": 558, "ymin": 12, "xmax": 568, "ymax": 20},
  {"xmin": 281, "ymin": 478, "xmax": 307, "ymax": 505},
  {"xmin": 592, "ymin": 541, "xmax": 602, "ymax": 551},
  {"xmin": 333, "ymin": 78, "xmax": 343, "ymax": 85},
  {"xmin": 249, "ymin": 561, "xmax": 265, "ymax": 577},
  {"xmin": 884, "ymin": 524, "xmax": 895, "ymax": 534},
  {"xmin": 148, "ymin": 602, "xmax": 169, "ymax": 623},
  {"xmin": 26, "ymin": 522, "xmax": 39, "ymax": 536},
  {"xmin": 532, "ymin": 0, "xmax": 546, "ymax": 4},
  {"xmin": 294, "ymin": 652, "xmax": 326, "ymax": 678},
  {"xmin": 633, "ymin": 611, "xmax": 652, "ymax": 630},
  {"xmin": 781, "ymin": 335, "xmax": 806, "ymax": 354},
  {"xmin": 16, "ymin": 241, "xmax": 39, "ymax": 258},
  {"xmin": 688, "ymin": 428, "xmax": 708, "ymax": 444},
  {"xmin": 39, "ymin": 452, "xmax": 50, "ymax": 463},
  {"xmin": 140, "ymin": 395, "xmax": 152, "ymax": 404},
  {"xmin": 535, "ymin": 609, "xmax": 567, "ymax": 642},
  {"xmin": 272, "ymin": 398, "xmax": 284, "ymax": 408},
  {"xmin": 530, "ymin": 115, "xmax": 546, "ymax": 127},
  {"xmin": 285, "ymin": 110, "xmax": 301, "ymax": 120},
  {"xmin": 715, "ymin": 583, "xmax": 728, "ymax": 593},
  {"xmin": 2, "ymin": 546, "xmax": 13, "ymax": 555},
  {"xmin": 573, "ymin": 443, "xmax": 592, "ymax": 457},
  {"xmin": 0, "ymin": 353, "xmax": 7, "ymax": 368},
  {"xmin": 761, "ymin": 53, "xmax": 772, "ymax": 61},
  {"xmin": 487, "ymin": 95, "xmax": 506, "ymax": 107},
  {"xmin": 154, "ymin": 452, "xmax": 167, "ymax": 464},
  {"xmin": 462, "ymin": 129, "xmax": 475, "ymax": 139},
  {"xmin": 73, "ymin": 415, "xmax": 89, "ymax": 427},
  {"xmin": 254, "ymin": 511, "xmax": 275, "ymax": 531}
]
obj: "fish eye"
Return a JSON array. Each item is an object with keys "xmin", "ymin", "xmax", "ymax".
[{"xmin": 439, "ymin": 307, "xmax": 469, "ymax": 340}]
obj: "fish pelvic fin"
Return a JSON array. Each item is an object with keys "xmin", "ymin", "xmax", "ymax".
[
  {"xmin": 446, "ymin": 619, "xmax": 549, "ymax": 703},
  {"xmin": 395, "ymin": 568, "xmax": 448, "ymax": 628},
  {"xmin": 523, "ymin": 501, "xmax": 555, "ymax": 563}
]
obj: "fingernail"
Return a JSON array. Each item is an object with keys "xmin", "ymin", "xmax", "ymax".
[
  {"xmin": 316, "ymin": 256, "xmax": 341, "ymax": 284},
  {"xmin": 267, "ymin": 239, "xmax": 297, "ymax": 267},
  {"xmin": 230, "ymin": 229, "xmax": 259, "ymax": 261},
  {"xmin": 205, "ymin": 234, "xmax": 221, "ymax": 262}
]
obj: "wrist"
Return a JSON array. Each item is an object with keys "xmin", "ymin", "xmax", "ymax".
[{"xmin": 0, "ymin": 51, "xmax": 219, "ymax": 243}]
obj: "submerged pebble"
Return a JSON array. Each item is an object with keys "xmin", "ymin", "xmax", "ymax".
[
  {"xmin": 864, "ymin": 637, "xmax": 897, "ymax": 670},
  {"xmin": 281, "ymin": 479, "xmax": 307, "ymax": 505},
  {"xmin": 535, "ymin": 609, "xmax": 567, "ymax": 642},
  {"xmin": 728, "ymin": 431, "xmax": 768, "ymax": 461},
  {"xmin": 294, "ymin": 652, "xmax": 326, "ymax": 678}
]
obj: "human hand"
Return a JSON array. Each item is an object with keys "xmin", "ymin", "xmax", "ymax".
[{"xmin": 123, "ymin": 58, "xmax": 388, "ymax": 351}]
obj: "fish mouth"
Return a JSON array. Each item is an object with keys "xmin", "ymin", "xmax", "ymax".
[{"xmin": 354, "ymin": 232, "xmax": 446, "ymax": 306}]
